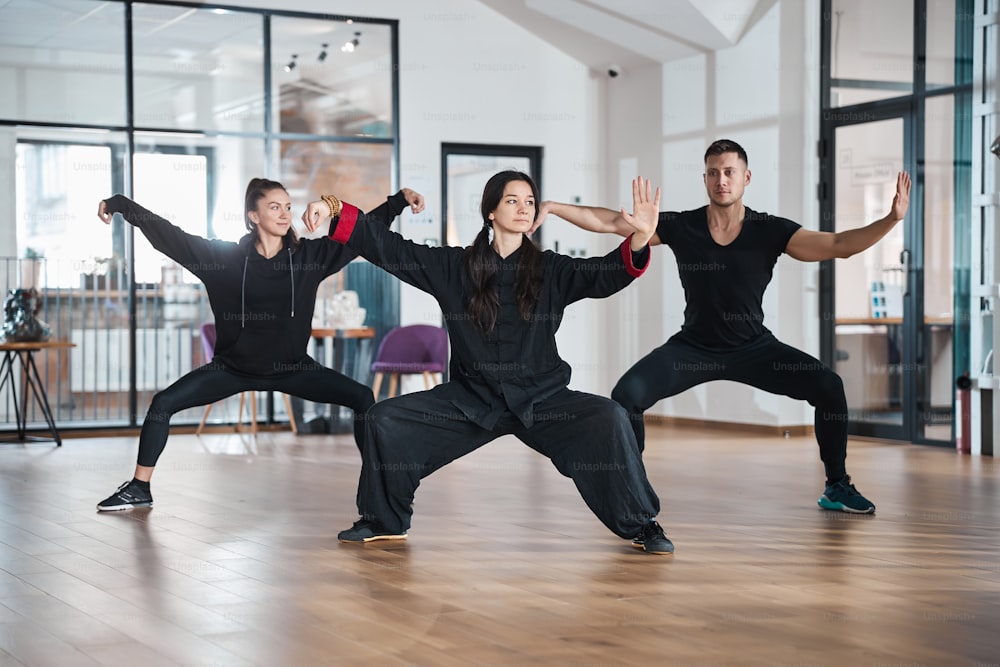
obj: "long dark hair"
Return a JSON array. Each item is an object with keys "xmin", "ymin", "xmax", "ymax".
[
  {"xmin": 243, "ymin": 177, "xmax": 299, "ymax": 248},
  {"xmin": 463, "ymin": 170, "xmax": 543, "ymax": 334}
]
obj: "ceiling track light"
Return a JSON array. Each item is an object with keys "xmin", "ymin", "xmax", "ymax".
[
  {"xmin": 318, "ymin": 43, "xmax": 328, "ymax": 62},
  {"xmin": 341, "ymin": 31, "xmax": 361, "ymax": 53},
  {"xmin": 284, "ymin": 54, "xmax": 298, "ymax": 72}
]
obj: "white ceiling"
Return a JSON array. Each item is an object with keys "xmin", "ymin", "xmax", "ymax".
[{"xmin": 476, "ymin": 0, "xmax": 778, "ymax": 72}]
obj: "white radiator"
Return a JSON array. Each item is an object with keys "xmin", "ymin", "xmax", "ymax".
[{"xmin": 70, "ymin": 328, "xmax": 193, "ymax": 392}]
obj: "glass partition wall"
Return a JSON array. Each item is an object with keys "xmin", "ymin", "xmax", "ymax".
[
  {"xmin": 820, "ymin": 0, "xmax": 973, "ymax": 445},
  {"xmin": 0, "ymin": 1, "xmax": 398, "ymax": 432}
]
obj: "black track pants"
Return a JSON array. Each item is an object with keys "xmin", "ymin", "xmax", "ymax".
[{"xmin": 611, "ymin": 333, "xmax": 849, "ymax": 482}]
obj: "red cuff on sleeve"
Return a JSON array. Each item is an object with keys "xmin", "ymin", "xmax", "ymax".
[
  {"xmin": 621, "ymin": 235, "xmax": 650, "ymax": 278},
  {"xmin": 330, "ymin": 202, "xmax": 360, "ymax": 244}
]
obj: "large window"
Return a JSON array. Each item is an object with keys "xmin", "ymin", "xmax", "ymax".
[
  {"xmin": 15, "ymin": 137, "xmax": 120, "ymax": 289},
  {"xmin": 0, "ymin": 1, "xmax": 399, "ymax": 430},
  {"xmin": 828, "ymin": 0, "xmax": 915, "ymax": 106},
  {"xmin": 271, "ymin": 17, "xmax": 394, "ymax": 139},
  {"xmin": 132, "ymin": 5, "xmax": 265, "ymax": 133},
  {"xmin": 0, "ymin": 1, "xmax": 127, "ymax": 126}
]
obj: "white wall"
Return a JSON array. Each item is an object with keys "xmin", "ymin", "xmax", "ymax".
[
  {"xmin": 600, "ymin": 63, "xmax": 666, "ymax": 394},
  {"xmin": 605, "ymin": 0, "xmax": 820, "ymax": 428}
]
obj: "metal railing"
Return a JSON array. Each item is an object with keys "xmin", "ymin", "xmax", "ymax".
[{"xmin": 0, "ymin": 257, "xmax": 295, "ymax": 434}]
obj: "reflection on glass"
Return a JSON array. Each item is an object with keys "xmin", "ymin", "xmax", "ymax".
[
  {"xmin": 278, "ymin": 140, "xmax": 392, "ymax": 217},
  {"xmin": 132, "ymin": 4, "xmax": 264, "ymax": 132},
  {"xmin": 0, "ymin": 0, "xmax": 126, "ymax": 126},
  {"xmin": 833, "ymin": 119, "xmax": 904, "ymax": 426},
  {"xmin": 271, "ymin": 18, "xmax": 393, "ymax": 137},
  {"xmin": 830, "ymin": 0, "xmax": 913, "ymax": 106},
  {"xmin": 926, "ymin": 0, "xmax": 956, "ymax": 87}
]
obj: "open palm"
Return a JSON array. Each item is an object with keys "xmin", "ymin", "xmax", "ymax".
[
  {"xmin": 621, "ymin": 176, "xmax": 660, "ymax": 243},
  {"xmin": 890, "ymin": 171, "xmax": 911, "ymax": 221}
]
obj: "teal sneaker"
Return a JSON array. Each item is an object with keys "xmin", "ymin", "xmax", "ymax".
[{"xmin": 818, "ymin": 475, "xmax": 875, "ymax": 514}]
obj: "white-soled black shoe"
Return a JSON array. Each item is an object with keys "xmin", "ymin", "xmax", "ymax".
[
  {"xmin": 337, "ymin": 519, "xmax": 407, "ymax": 543},
  {"xmin": 631, "ymin": 520, "xmax": 674, "ymax": 555},
  {"xmin": 97, "ymin": 479, "xmax": 153, "ymax": 511}
]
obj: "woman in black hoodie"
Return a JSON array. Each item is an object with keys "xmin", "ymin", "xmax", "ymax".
[{"xmin": 95, "ymin": 177, "xmax": 423, "ymax": 511}]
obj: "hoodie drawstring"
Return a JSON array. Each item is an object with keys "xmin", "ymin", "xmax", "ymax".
[
  {"xmin": 241, "ymin": 255, "xmax": 249, "ymax": 328},
  {"xmin": 288, "ymin": 247, "xmax": 295, "ymax": 318}
]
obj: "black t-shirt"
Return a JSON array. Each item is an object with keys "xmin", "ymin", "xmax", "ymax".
[{"xmin": 656, "ymin": 206, "xmax": 801, "ymax": 348}]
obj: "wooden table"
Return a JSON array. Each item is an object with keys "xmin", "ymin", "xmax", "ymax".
[
  {"xmin": 835, "ymin": 316, "xmax": 955, "ymax": 415},
  {"xmin": 0, "ymin": 340, "xmax": 76, "ymax": 445}
]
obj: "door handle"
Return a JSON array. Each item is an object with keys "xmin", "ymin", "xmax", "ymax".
[{"xmin": 899, "ymin": 249, "xmax": 910, "ymax": 297}]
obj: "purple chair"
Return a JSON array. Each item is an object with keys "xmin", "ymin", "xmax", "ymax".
[
  {"xmin": 371, "ymin": 324, "xmax": 448, "ymax": 399},
  {"xmin": 195, "ymin": 322, "xmax": 297, "ymax": 435}
]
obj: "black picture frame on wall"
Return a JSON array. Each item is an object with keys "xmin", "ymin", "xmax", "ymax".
[{"xmin": 440, "ymin": 143, "xmax": 543, "ymax": 249}]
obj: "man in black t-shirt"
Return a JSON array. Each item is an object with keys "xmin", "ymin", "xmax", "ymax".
[{"xmin": 537, "ymin": 139, "xmax": 911, "ymax": 515}]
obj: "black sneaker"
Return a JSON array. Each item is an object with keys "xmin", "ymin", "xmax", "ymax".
[
  {"xmin": 337, "ymin": 519, "xmax": 407, "ymax": 543},
  {"xmin": 818, "ymin": 475, "xmax": 876, "ymax": 514},
  {"xmin": 631, "ymin": 520, "xmax": 674, "ymax": 555},
  {"xmin": 97, "ymin": 480, "xmax": 153, "ymax": 511}
]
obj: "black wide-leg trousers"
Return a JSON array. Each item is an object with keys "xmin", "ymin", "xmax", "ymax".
[{"xmin": 355, "ymin": 386, "xmax": 661, "ymax": 539}]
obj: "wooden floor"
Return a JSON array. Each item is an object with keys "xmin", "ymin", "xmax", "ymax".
[{"xmin": 0, "ymin": 424, "xmax": 998, "ymax": 666}]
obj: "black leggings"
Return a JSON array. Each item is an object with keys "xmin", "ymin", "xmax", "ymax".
[
  {"xmin": 137, "ymin": 358, "xmax": 374, "ymax": 467},
  {"xmin": 611, "ymin": 332, "xmax": 849, "ymax": 482}
]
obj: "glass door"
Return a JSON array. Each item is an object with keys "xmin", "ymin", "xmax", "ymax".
[
  {"xmin": 827, "ymin": 107, "xmax": 956, "ymax": 444},
  {"xmin": 830, "ymin": 112, "xmax": 913, "ymax": 441}
]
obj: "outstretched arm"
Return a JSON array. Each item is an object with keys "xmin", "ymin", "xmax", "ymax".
[
  {"xmin": 786, "ymin": 171, "xmax": 911, "ymax": 261},
  {"xmin": 534, "ymin": 188, "xmax": 664, "ymax": 246},
  {"xmin": 301, "ymin": 195, "xmax": 455, "ymax": 295},
  {"xmin": 554, "ymin": 177, "xmax": 658, "ymax": 304},
  {"xmin": 97, "ymin": 195, "xmax": 212, "ymax": 271}
]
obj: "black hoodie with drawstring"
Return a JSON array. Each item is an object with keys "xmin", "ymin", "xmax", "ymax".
[{"xmin": 102, "ymin": 191, "xmax": 408, "ymax": 377}]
